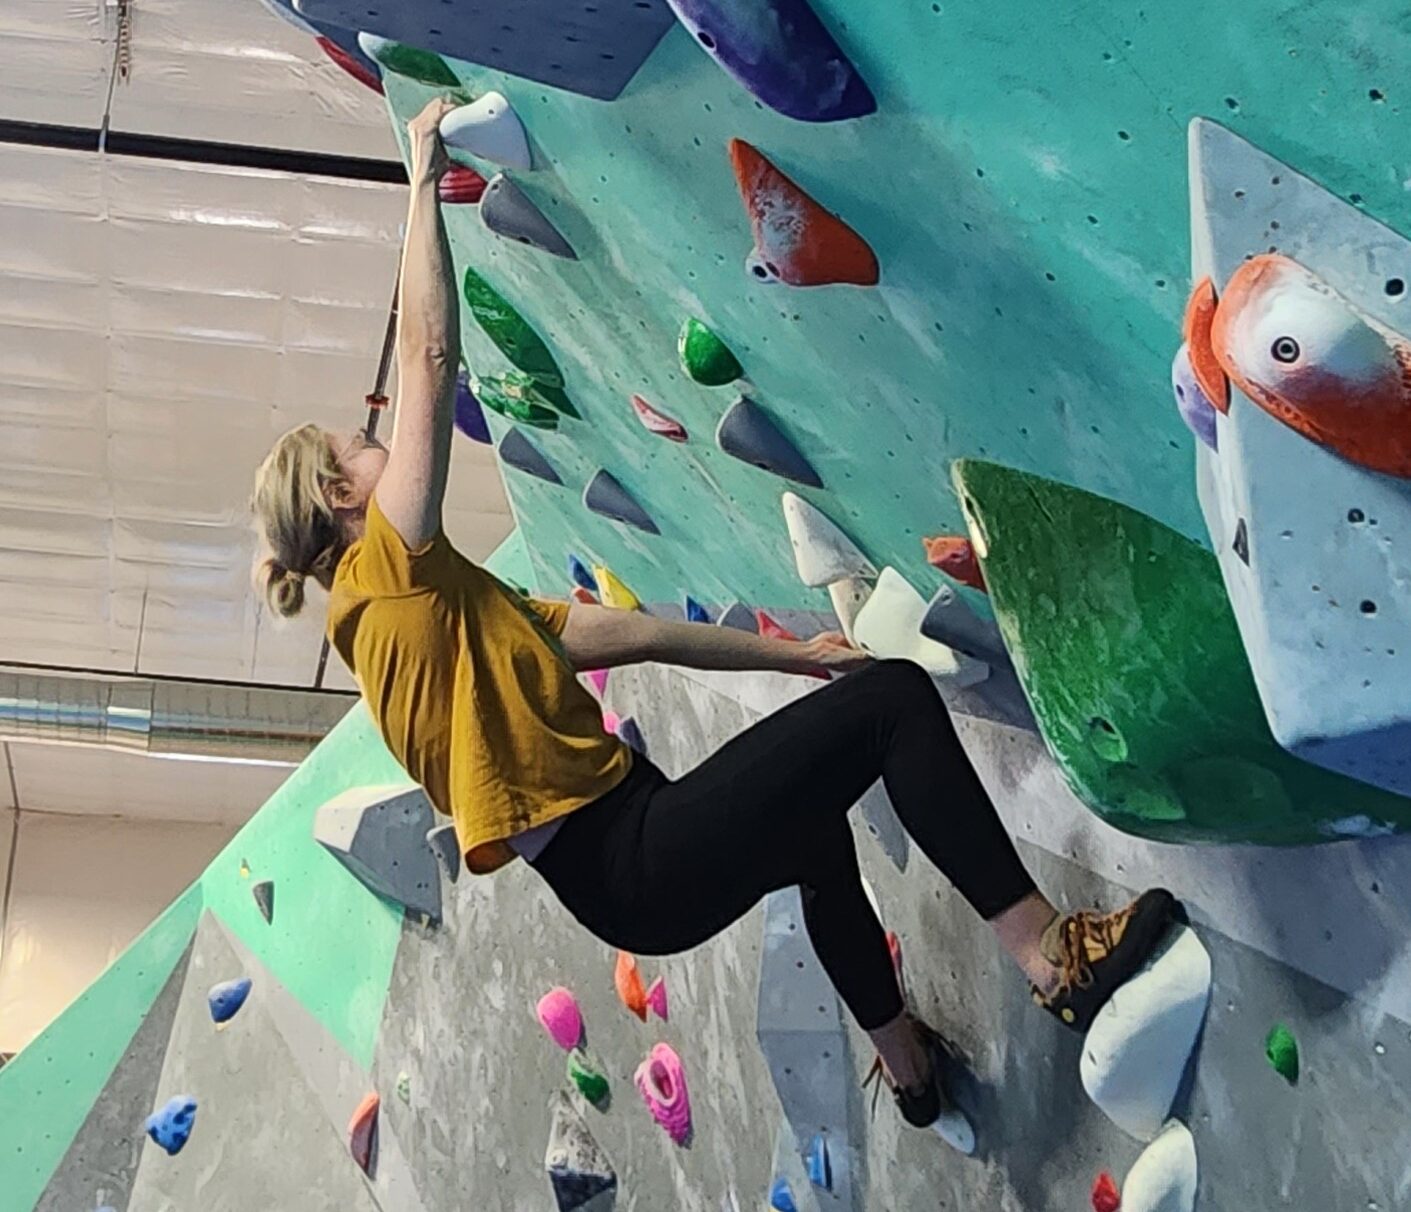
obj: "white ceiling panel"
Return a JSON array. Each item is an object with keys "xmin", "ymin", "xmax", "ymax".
[{"xmin": 0, "ymin": 2, "xmax": 110, "ymax": 129}]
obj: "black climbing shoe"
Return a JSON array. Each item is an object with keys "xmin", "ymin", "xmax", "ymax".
[
  {"xmin": 863, "ymin": 1019, "xmax": 976, "ymax": 1155},
  {"xmin": 1032, "ymin": 888, "xmax": 1178, "ymax": 1033}
]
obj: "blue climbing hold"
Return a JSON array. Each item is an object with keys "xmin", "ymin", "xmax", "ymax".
[
  {"xmin": 583, "ymin": 470, "xmax": 661, "ymax": 535},
  {"xmin": 207, "ymin": 977, "xmax": 252, "ymax": 1025},
  {"xmin": 568, "ymin": 555, "xmax": 599, "ymax": 593},
  {"xmin": 665, "ymin": 0, "xmax": 875, "ymax": 122},
  {"xmin": 716, "ymin": 397, "xmax": 823, "ymax": 487},
  {"xmin": 454, "ymin": 369, "xmax": 492, "ymax": 444},
  {"xmin": 145, "ymin": 1095, "xmax": 198, "ymax": 1156},
  {"xmin": 685, "ymin": 595, "xmax": 711, "ymax": 624},
  {"xmin": 1171, "ymin": 342, "xmax": 1219, "ymax": 452},
  {"xmin": 806, "ymin": 1133, "xmax": 831, "ymax": 1190},
  {"xmin": 769, "ymin": 1177, "xmax": 799, "ymax": 1212},
  {"xmin": 498, "ymin": 428, "xmax": 563, "ymax": 484}
]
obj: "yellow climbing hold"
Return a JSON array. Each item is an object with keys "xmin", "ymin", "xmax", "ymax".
[{"xmin": 594, "ymin": 566, "xmax": 641, "ymax": 611}]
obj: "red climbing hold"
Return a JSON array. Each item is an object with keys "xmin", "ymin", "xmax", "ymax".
[
  {"xmin": 1091, "ymin": 1171, "xmax": 1121, "ymax": 1212},
  {"xmin": 314, "ymin": 36, "xmax": 384, "ymax": 94},
  {"xmin": 348, "ymin": 1093, "xmax": 380, "ymax": 1176},
  {"xmin": 922, "ymin": 536, "xmax": 986, "ymax": 592},
  {"xmin": 755, "ymin": 610, "xmax": 799, "ymax": 641},
  {"xmin": 439, "ymin": 164, "xmax": 488, "ymax": 205},
  {"xmin": 571, "ymin": 585, "xmax": 599, "ymax": 605},
  {"xmin": 615, "ymin": 950, "xmax": 649, "ymax": 1021},
  {"xmin": 630, "ymin": 394, "xmax": 689, "ymax": 442},
  {"xmin": 728, "ymin": 139, "xmax": 879, "ymax": 288},
  {"xmin": 886, "ymin": 930, "xmax": 904, "ymax": 990}
]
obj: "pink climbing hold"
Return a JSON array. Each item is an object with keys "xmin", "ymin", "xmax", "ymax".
[
  {"xmin": 439, "ymin": 164, "xmax": 488, "ymax": 205},
  {"xmin": 586, "ymin": 668, "xmax": 610, "ymax": 697},
  {"xmin": 1091, "ymin": 1171, "xmax": 1121, "ymax": 1212},
  {"xmin": 602, "ymin": 709, "xmax": 621, "ymax": 736},
  {"xmin": 631, "ymin": 394, "xmax": 689, "ymax": 442},
  {"xmin": 347, "ymin": 1092, "xmax": 380, "ymax": 1176},
  {"xmin": 536, "ymin": 987, "xmax": 585, "ymax": 1051},
  {"xmin": 755, "ymin": 610, "xmax": 799, "ymax": 641},
  {"xmin": 645, "ymin": 976, "xmax": 669, "ymax": 1022},
  {"xmin": 634, "ymin": 1043, "xmax": 692, "ymax": 1145}
]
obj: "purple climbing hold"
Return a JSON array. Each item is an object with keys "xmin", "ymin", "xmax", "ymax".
[
  {"xmin": 480, "ymin": 174, "xmax": 577, "ymax": 260},
  {"xmin": 665, "ymin": 0, "xmax": 875, "ymax": 123},
  {"xmin": 1171, "ymin": 343, "xmax": 1219, "ymax": 451},
  {"xmin": 454, "ymin": 368, "xmax": 492, "ymax": 444},
  {"xmin": 716, "ymin": 397, "xmax": 823, "ymax": 487},
  {"xmin": 145, "ymin": 1095, "xmax": 198, "ymax": 1156},
  {"xmin": 583, "ymin": 470, "xmax": 660, "ymax": 535},
  {"xmin": 617, "ymin": 716, "xmax": 647, "ymax": 755},
  {"xmin": 498, "ymin": 428, "xmax": 563, "ymax": 484},
  {"xmin": 207, "ymin": 977, "xmax": 252, "ymax": 1024}
]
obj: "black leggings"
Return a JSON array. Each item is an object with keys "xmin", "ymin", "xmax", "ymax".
[{"xmin": 533, "ymin": 660, "xmax": 1037, "ymax": 1031}]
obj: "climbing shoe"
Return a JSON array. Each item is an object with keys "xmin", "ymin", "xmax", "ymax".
[
  {"xmin": 863, "ymin": 1018, "xmax": 976, "ymax": 1155},
  {"xmin": 1032, "ymin": 887, "xmax": 1178, "ymax": 1033}
]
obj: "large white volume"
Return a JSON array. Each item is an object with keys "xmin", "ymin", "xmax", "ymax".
[
  {"xmin": 439, "ymin": 92, "xmax": 532, "ymax": 170},
  {"xmin": 1121, "ymin": 1120, "xmax": 1198, "ymax": 1212}
]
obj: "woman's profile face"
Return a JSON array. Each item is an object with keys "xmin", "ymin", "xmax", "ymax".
[{"xmin": 328, "ymin": 427, "xmax": 389, "ymax": 509}]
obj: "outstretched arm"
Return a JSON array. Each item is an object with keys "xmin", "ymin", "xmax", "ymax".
[{"xmin": 376, "ymin": 97, "xmax": 461, "ymax": 549}]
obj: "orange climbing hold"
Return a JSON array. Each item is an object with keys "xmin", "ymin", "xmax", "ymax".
[
  {"xmin": 615, "ymin": 950, "xmax": 649, "ymax": 1021},
  {"xmin": 755, "ymin": 610, "xmax": 798, "ymax": 641},
  {"xmin": 922, "ymin": 536, "xmax": 986, "ymax": 592},
  {"xmin": 348, "ymin": 1093, "xmax": 380, "ymax": 1176},
  {"xmin": 728, "ymin": 139, "xmax": 879, "ymax": 288},
  {"xmin": 1091, "ymin": 1170, "xmax": 1121, "ymax": 1212},
  {"xmin": 1181, "ymin": 276, "xmax": 1229, "ymax": 413}
]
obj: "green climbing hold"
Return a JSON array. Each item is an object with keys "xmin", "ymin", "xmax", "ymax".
[
  {"xmin": 567, "ymin": 1048, "xmax": 610, "ymax": 1108},
  {"xmin": 396, "ymin": 1071, "xmax": 411, "ymax": 1103},
  {"xmin": 952, "ymin": 460, "xmax": 1411, "ymax": 844},
  {"xmin": 472, "ymin": 372, "xmax": 561, "ymax": 430},
  {"xmin": 358, "ymin": 34, "xmax": 461, "ymax": 88},
  {"xmin": 678, "ymin": 317, "xmax": 742, "ymax": 386},
  {"xmin": 463, "ymin": 268, "xmax": 564, "ymax": 387},
  {"xmin": 1266, "ymin": 1024, "xmax": 1299, "ymax": 1083}
]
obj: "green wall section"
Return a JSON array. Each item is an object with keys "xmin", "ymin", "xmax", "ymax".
[
  {"xmin": 483, "ymin": 526, "xmax": 536, "ymax": 592},
  {"xmin": 0, "ymin": 885, "xmax": 202, "ymax": 1212},
  {"xmin": 955, "ymin": 460, "xmax": 1411, "ymax": 843}
]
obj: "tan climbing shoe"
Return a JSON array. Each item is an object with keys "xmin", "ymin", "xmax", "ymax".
[{"xmin": 1032, "ymin": 888, "xmax": 1177, "ymax": 1033}]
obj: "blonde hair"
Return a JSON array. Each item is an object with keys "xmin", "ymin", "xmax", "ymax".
[{"xmin": 251, "ymin": 423, "xmax": 347, "ymax": 619}]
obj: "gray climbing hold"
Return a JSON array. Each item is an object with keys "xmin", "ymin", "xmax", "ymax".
[
  {"xmin": 919, "ymin": 584, "xmax": 1007, "ymax": 664},
  {"xmin": 716, "ymin": 397, "xmax": 822, "ymax": 487},
  {"xmin": 251, "ymin": 880, "xmax": 275, "ymax": 924},
  {"xmin": 617, "ymin": 717, "xmax": 647, "ymax": 756},
  {"xmin": 716, "ymin": 601, "xmax": 757, "ymax": 632},
  {"xmin": 583, "ymin": 470, "xmax": 660, "ymax": 535},
  {"xmin": 545, "ymin": 1088, "xmax": 618, "ymax": 1212},
  {"xmin": 313, "ymin": 784, "xmax": 442, "ymax": 921},
  {"xmin": 425, "ymin": 823, "xmax": 462, "ymax": 884},
  {"xmin": 481, "ymin": 174, "xmax": 577, "ymax": 260},
  {"xmin": 498, "ymin": 428, "xmax": 563, "ymax": 484}
]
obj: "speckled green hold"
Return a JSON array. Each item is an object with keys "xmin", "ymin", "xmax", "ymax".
[
  {"xmin": 567, "ymin": 1049, "xmax": 609, "ymax": 1108},
  {"xmin": 362, "ymin": 38, "xmax": 461, "ymax": 88},
  {"xmin": 678, "ymin": 317, "xmax": 743, "ymax": 386},
  {"xmin": 463, "ymin": 268, "xmax": 564, "ymax": 388},
  {"xmin": 1266, "ymin": 1024, "xmax": 1299, "ymax": 1083},
  {"xmin": 952, "ymin": 459, "xmax": 1411, "ymax": 844},
  {"xmin": 472, "ymin": 372, "xmax": 561, "ymax": 430},
  {"xmin": 396, "ymin": 1071, "xmax": 411, "ymax": 1103}
]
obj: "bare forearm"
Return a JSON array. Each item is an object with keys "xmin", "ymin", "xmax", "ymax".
[
  {"xmin": 560, "ymin": 605, "xmax": 814, "ymax": 675},
  {"xmin": 397, "ymin": 176, "xmax": 458, "ymax": 373}
]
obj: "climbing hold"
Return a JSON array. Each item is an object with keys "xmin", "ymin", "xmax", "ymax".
[
  {"xmin": 678, "ymin": 317, "xmax": 743, "ymax": 386},
  {"xmin": 251, "ymin": 879, "xmax": 275, "ymax": 924},
  {"xmin": 314, "ymin": 36, "xmax": 383, "ymax": 94},
  {"xmin": 853, "ymin": 568, "xmax": 990, "ymax": 687},
  {"xmin": 206, "ymin": 977, "xmax": 252, "ymax": 1025},
  {"xmin": 585, "ymin": 669, "xmax": 609, "ymax": 698},
  {"xmin": 920, "ymin": 584, "xmax": 1007, "ymax": 664},
  {"xmin": 685, "ymin": 595, "xmax": 712, "ymax": 623},
  {"xmin": 583, "ymin": 470, "xmax": 660, "ymax": 535},
  {"xmin": 601, "ymin": 709, "xmax": 621, "ymax": 736},
  {"xmin": 440, "ymin": 92, "xmax": 533, "ymax": 172},
  {"xmin": 729, "ymin": 139, "xmax": 879, "ymax": 287},
  {"xmin": 239, "ymin": 857, "xmax": 250, "ymax": 878},
  {"xmin": 634, "ymin": 1043, "xmax": 692, "ymax": 1145},
  {"xmin": 769, "ymin": 1177, "xmax": 799, "ymax": 1212},
  {"xmin": 347, "ymin": 1092, "xmax": 380, "ymax": 1177},
  {"xmin": 1231, "ymin": 517, "xmax": 1250, "ymax": 566},
  {"xmin": 1181, "ymin": 276, "xmax": 1228, "ymax": 412},
  {"xmin": 480, "ymin": 174, "xmax": 578, "ymax": 260},
  {"xmin": 472, "ymin": 372, "xmax": 561, "ymax": 430},
  {"xmin": 145, "ymin": 1095, "xmax": 197, "ymax": 1156},
  {"xmin": 395, "ymin": 1071, "xmax": 411, "ymax": 1104},
  {"xmin": 571, "ymin": 586, "xmax": 599, "ymax": 605},
  {"xmin": 1170, "ymin": 344, "xmax": 1218, "ymax": 451},
  {"xmin": 498, "ymin": 428, "xmax": 563, "ymax": 484},
  {"xmin": 665, "ymin": 0, "xmax": 875, "ymax": 123},
  {"xmin": 644, "ymin": 976, "xmax": 669, "ymax": 1022},
  {"xmin": 806, "ymin": 1133, "xmax": 831, "ymax": 1189},
  {"xmin": 630, "ymin": 394, "xmax": 689, "ymax": 442},
  {"xmin": 594, "ymin": 565, "xmax": 642, "ymax": 611},
  {"xmin": 1119, "ymin": 1120, "xmax": 1197, "ymax": 1212},
  {"xmin": 545, "ymin": 1088, "xmax": 618, "ymax": 1212},
  {"xmin": 567, "ymin": 1048, "xmax": 611, "ymax": 1109},
  {"xmin": 781, "ymin": 492, "xmax": 875, "ymax": 587},
  {"xmin": 617, "ymin": 717, "xmax": 647, "ymax": 755},
  {"xmin": 828, "ymin": 578, "xmax": 872, "ymax": 645},
  {"xmin": 568, "ymin": 555, "xmax": 598, "ymax": 593},
  {"xmin": 615, "ymin": 951, "xmax": 649, "ymax": 1021},
  {"xmin": 356, "ymin": 33, "xmax": 460, "ymax": 87},
  {"xmin": 922, "ymin": 535, "xmax": 986, "ymax": 592},
  {"xmin": 755, "ymin": 610, "xmax": 798, "ymax": 641},
  {"xmin": 1092, "ymin": 1171, "xmax": 1122, "ymax": 1212},
  {"xmin": 716, "ymin": 601, "xmax": 757, "ymax": 632},
  {"xmin": 717, "ymin": 397, "xmax": 823, "ymax": 486},
  {"xmin": 536, "ymin": 987, "xmax": 586, "ymax": 1051},
  {"xmin": 314, "ymin": 784, "xmax": 443, "ymax": 921},
  {"xmin": 453, "ymin": 369, "xmax": 493, "ymax": 443},
  {"xmin": 1265, "ymin": 1023, "xmax": 1299, "ymax": 1084},
  {"xmin": 438, "ymin": 163, "xmax": 488, "ymax": 206},
  {"xmin": 1081, "ymin": 925, "xmax": 1212, "ymax": 1141},
  {"xmin": 463, "ymin": 268, "xmax": 564, "ymax": 386},
  {"xmin": 425, "ymin": 823, "xmax": 462, "ymax": 884}
]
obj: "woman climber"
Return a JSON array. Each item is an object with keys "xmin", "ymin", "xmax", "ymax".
[{"xmin": 250, "ymin": 98, "xmax": 1175, "ymax": 1149}]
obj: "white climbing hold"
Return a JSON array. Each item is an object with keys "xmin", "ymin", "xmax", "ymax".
[
  {"xmin": 853, "ymin": 568, "xmax": 989, "ymax": 687},
  {"xmin": 780, "ymin": 493, "xmax": 875, "ymax": 587},
  {"xmin": 439, "ymin": 91, "xmax": 532, "ymax": 171},
  {"xmin": 827, "ymin": 577, "xmax": 872, "ymax": 645},
  {"xmin": 1080, "ymin": 925, "xmax": 1212, "ymax": 1141},
  {"xmin": 1120, "ymin": 1120, "xmax": 1198, "ymax": 1212}
]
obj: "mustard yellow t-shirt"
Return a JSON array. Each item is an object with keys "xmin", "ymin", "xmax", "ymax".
[{"xmin": 327, "ymin": 496, "xmax": 631, "ymax": 874}]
